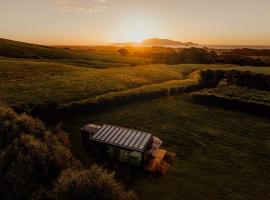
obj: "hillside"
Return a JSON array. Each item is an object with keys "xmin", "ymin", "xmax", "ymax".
[
  {"xmin": 111, "ymin": 38, "xmax": 198, "ymax": 46},
  {"xmin": 0, "ymin": 38, "xmax": 87, "ymax": 59},
  {"xmin": 141, "ymin": 38, "xmax": 197, "ymax": 46},
  {"xmin": 0, "ymin": 61, "xmax": 196, "ymax": 107},
  {"xmin": 0, "ymin": 38, "xmax": 148, "ymax": 68}
]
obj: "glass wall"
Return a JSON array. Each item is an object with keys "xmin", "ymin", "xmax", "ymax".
[
  {"xmin": 107, "ymin": 146, "xmax": 116, "ymax": 158},
  {"xmin": 119, "ymin": 149, "xmax": 129, "ymax": 163},
  {"xmin": 130, "ymin": 151, "xmax": 142, "ymax": 166},
  {"xmin": 106, "ymin": 145, "xmax": 143, "ymax": 166}
]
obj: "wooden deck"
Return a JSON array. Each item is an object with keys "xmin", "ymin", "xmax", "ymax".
[{"xmin": 144, "ymin": 149, "xmax": 170, "ymax": 174}]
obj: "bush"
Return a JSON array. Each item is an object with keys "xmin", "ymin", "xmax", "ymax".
[
  {"xmin": 0, "ymin": 135, "xmax": 52, "ymax": 199},
  {"xmin": 0, "ymin": 134, "xmax": 79, "ymax": 200},
  {"xmin": 0, "ymin": 108, "xmax": 79, "ymax": 199},
  {"xmin": 192, "ymin": 85, "xmax": 270, "ymax": 117},
  {"xmin": 0, "ymin": 107, "xmax": 45, "ymax": 149},
  {"xmin": 55, "ymin": 166, "xmax": 137, "ymax": 200},
  {"xmin": 0, "ymin": 108, "xmax": 137, "ymax": 200},
  {"xmin": 199, "ymin": 69, "xmax": 270, "ymax": 91},
  {"xmin": 118, "ymin": 48, "xmax": 130, "ymax": 57}
]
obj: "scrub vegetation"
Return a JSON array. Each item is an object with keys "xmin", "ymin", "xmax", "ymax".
[{"xmin": 0, "ymin": 107, "xmax": 136, "ymax": 200}]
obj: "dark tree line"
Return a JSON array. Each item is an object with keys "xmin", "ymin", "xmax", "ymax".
[{"xmin": 150, "ymin": 47, "xmax": 270, "ymax": 66}]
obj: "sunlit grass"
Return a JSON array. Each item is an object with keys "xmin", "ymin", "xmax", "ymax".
[
  {"xmin": 2, "ymin": 59, "xmax": 269, "ymax": 110},
  {"xmin": 0, "ymin": 61, "xmax": 201, "ymax": 106}
]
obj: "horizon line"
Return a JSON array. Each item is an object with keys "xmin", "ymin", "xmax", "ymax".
[{"xmin": 2, "ymin": 37, "xmax": 270, "ymax": 47}]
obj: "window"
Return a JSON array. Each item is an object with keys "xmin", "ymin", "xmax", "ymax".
[
  {"xmin": 107, "ymin": 146, "xmax": 115, "ymax": 158},
  {"xmin": 119, "ymin": 149, "xmax": 129, "ymax": 163},
  {"xmin": 130, "ymin": 151, "xmax": 142, "ymax": 166}
]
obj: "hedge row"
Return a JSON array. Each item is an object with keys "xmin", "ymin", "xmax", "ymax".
[
  {"xmin": 192, "ymin": 87, "xmax": 270, "ymax": 117},
  {"xmin": 200, "ymin": 69, "xmax": 270, "ymax": 91},
  {"xmin": 13, "ymin": 71, "xmax": 202, "ymax": 117},
  {"xmin": 10, "ymin": 68, "xmax": 270, "ymax": 117}
]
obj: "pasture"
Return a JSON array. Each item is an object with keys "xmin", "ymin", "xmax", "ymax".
[
  {"xmin": 0, "ymin": 59, "xmax": 237, "ymax": 109},
  {"xmin": 51, "ymin": 95, "xmax": 270, "ymax": 200}
]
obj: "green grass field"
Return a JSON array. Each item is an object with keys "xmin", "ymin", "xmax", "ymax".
[
  {"xmin": 1, "ymin": 38, "xmax": 270, "ymax": 112},
  {"xmin": 0, "ymin": 59, "xmax": 239, "ymax": 108},
  {"xmin": 52, "ymin": 95, "xmax": 270, "ymax": 200},
  {"xmin": 0, "ymin": 61, "xmax": 187, "ymax": 106}
]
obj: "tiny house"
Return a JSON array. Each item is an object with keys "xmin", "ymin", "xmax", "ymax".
[{"xmin": 81, "ymin": 124, "xmax": 175, "ymax": 174}]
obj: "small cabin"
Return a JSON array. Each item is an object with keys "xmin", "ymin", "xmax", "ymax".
[{"xmin": 81, "ymin": 124, "xmax": 175, "ymax": 174}]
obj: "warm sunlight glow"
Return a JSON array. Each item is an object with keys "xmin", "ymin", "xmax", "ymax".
[
  {"xmin": 112, "ymin": 15, "xmax": 157, "ymax": 43},
  {"xmin": 126, "ymin": 30, "xmax": 149, "ymax": 43}
]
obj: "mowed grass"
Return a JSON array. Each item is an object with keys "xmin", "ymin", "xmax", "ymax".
[{"xmin": 55, "ymin": 95, "xmax": 270, "ymax": 200}]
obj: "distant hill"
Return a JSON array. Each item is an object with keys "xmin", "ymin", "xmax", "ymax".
[
  {"xmin": 141, "ymin": 38, "xmax": 198, "ymax": 46},
  {"xmin": 111, "ymin": 38, "xmax": 198, "ymax": 46}
]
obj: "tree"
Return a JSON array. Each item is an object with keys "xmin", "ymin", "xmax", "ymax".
[
  {"xmin": 55, "ymin": 166, "xmax": 137, "ymax": 200},
  {"xmin": 0, "ymin": 107, "xmax": 45, "ymax": 150},
  {"xmin": 118, "ymin": 48, "xmax": 130, "ymax": 56}
]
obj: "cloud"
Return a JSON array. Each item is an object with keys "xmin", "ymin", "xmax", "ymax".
[{"xmin": 55, "ymin": 0, "xmax": 108, "ymax": 14}]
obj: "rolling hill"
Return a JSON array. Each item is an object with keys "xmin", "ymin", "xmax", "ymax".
[
  {"xmin": 0, "ymin": 38, "xmax": 148, "ymax": 68},
  {"xmin": 141, "ymin": 38, "xmax": 198, "ymax": 46},
  {"xmin": 0, "ymin": 38, "xmax": 86, "ymax": 59}
]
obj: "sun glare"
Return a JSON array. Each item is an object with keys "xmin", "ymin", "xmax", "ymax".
[
  {"xmin": 112, "ymin": 15, "xmax": 155, "ymax": 43},
  {"xmin": 126, "ymin": 30, "xmax": 149, "ymax": 43}
]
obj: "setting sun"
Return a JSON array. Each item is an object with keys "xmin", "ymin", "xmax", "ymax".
[
  {"xmin": 112, "ymin": 15, "xmax": 159, "ymax": 43},
  {"xmin": 123, "ymin": 18, "xmax": 151, "ymax": 42}
]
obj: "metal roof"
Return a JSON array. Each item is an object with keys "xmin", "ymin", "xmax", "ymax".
[{"xmin": 92, "ymin": 124, "xmax": 152, "ymax": 152}]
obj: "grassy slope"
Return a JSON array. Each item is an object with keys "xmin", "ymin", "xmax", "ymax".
[
  {"xmin": 56, "ymin": 95, "xmax": 270, "ymax": 200},
  {"xmin": 0, "ymin": 38, "xmax": 148, "ymax": 68},
  {"xmin": 0, "ymin": 60, "xmax": 237, "ymax": 107}
]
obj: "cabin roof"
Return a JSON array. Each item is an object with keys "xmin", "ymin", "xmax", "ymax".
[{"xmin": 92, "ymin": 124, "xmax": 152, "ymax": 152}]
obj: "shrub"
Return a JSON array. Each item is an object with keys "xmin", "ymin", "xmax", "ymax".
[
  {"xmin": 118, "ymin": 48, "xmax": 130, "ymax": 57},
  {"xmin": 0, "ymin": 108, "xmax": 137, "ymax": 200},
  {"xmin": 0, "ymin": 134, "xmax": 79, "ymax": 200},
  {"xmin": 55, "ymin": 166, "xmax": 137, "ymax": 200},
  {"xmin": 0, "ymin": 108, "xmax": 80, "ymax": 199},
  {"xmin": 0, "ymin": 107, "xmax": 45, "ymax": 149},
  {"xmin": 192, "ymin": 85, "xmax": 270, "ymax": 116}
]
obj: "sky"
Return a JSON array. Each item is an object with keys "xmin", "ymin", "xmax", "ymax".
[{"xmin": 0, "ymin": 0, "xmax": 270, "ymax": 45}]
